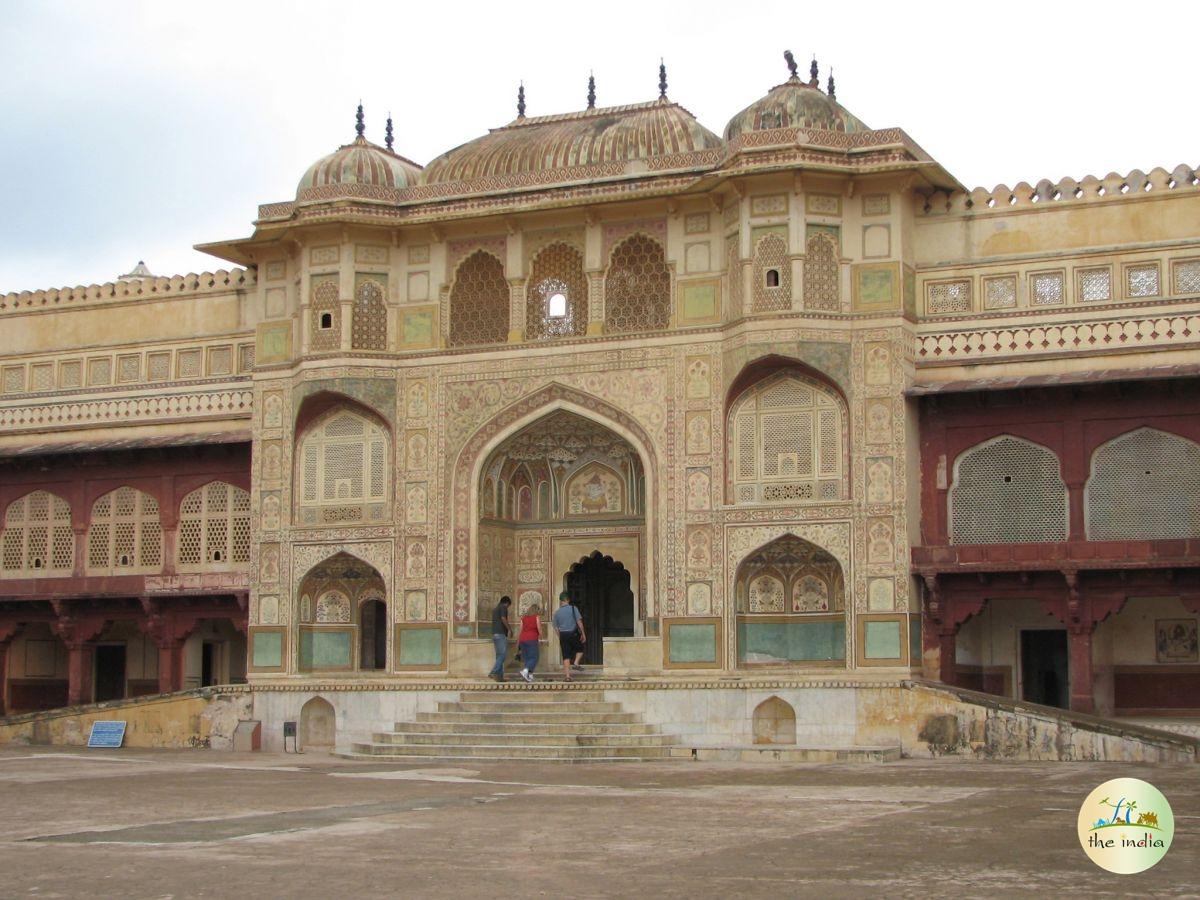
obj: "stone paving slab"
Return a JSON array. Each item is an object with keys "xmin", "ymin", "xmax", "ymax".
[{"xmin": 0, "ymin": 747, "xmax": 1196, "ymax": 898}]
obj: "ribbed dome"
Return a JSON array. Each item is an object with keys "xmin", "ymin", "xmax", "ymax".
[
  {"xmin": 423, "ymin": 100, "xmax": 724, "ymax": 186},
  {"xmin": 296, "ymin": 136, "xmax": 423, "ymax": 198},
  {"xmin": 724, "ymin": 75, "xmax": 868, "ymax": 141}
]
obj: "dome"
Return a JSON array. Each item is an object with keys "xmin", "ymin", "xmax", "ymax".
[
  {"xmin": 296, "ymin": 135, "xmax": 423, "ymax": 199},
  {"xmin": 724, "ymin": 73, "xmax": 868, "ymax": 141},
  {"xmin": 423, "ymin": 100, "xmax": 724, "ymax": 188}
]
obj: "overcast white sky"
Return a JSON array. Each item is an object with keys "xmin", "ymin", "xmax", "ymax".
[{"xmin": 1, "ymin": 0, "xmax": 1195, "ymax": 293}]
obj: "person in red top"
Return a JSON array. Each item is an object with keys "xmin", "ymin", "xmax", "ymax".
[{"xmin": 517, "ymin": 604, "xmax": 543, "ymax": 683}]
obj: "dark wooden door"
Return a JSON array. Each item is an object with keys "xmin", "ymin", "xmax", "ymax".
[
  {"xmin": 565, "ymin": 553, "xmax": 636, "ymax": 665},
  {"xmin": 1020, "ymin": 630, "xmax": 1068, "ymax": 709}
]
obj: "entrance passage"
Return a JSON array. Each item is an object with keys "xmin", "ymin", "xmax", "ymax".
[
  {"xmin": 1020, "ymin": 629, "xmax": 1068, "ymax": 709},
  {"xmin": 564, "ymin": 551, "xmax": 635, "ymax": 665},
  {"xmin": 94, "ymin": 645, "xmax": 126, "ymax": 702},
  {"xmin": 360, "ymin": 599, "xmax": 387, "ymax": 670}
]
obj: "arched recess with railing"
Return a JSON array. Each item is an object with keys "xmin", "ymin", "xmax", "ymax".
[
  {"xmin": 176, "ymin": 481, "xmax": 252, "ymax": 571},
  {"xmin": 86, "ymin": 486, "xmax": 162, "ymax": 574},
  {"xmin": 949, "ymin": 435, "xmax": 1068, "ymax": 544},
  {"xmin": 1085, "ymin": 427, "xmax": 1200, "ymax": 540},
  {"xmin": 293, "ymin": 398, "xmax": 392, "ymax": 527},
  {"xmin": 1, "ymin": 491, "xmax": 74, "ymax": 577}
]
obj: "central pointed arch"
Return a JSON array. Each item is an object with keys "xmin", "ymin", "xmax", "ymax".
[{"xmin": 449, "ymin": 383, "xmax": 659, "ymax": 633}]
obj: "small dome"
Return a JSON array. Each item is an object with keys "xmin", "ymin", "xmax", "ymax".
[
  {"xmin": 724, "ymin": 74, "xmax": 868, "ymax": 141},
  {"xmin": 423, "ymin": 100, "xmax": 723, "ymax": 188},
  {"xmin": 296, "ymin": 136, "xmax": 423, "ymax": 200}
]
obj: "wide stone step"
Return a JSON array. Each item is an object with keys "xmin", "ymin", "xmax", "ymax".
[
  {"xmin": 458, "ymin": 689, "xmax": 608, "ymax": 702},
  {"xmin": 417, "ymin": 711, "xmax": 641, "ymax": 725},
  {"xmin": 370, "ymin": 731, "xmax": 677, "ymax": 748},
  {"xmin": 668, "ymin": 745, "xmax": 903, "ymax": 763},
  {"xmin": 392, "ymin": 720, "xmax": 657, "ymax": 736},
  {"xmin": 349, "ymin": 742, "xmax": 675, "ymax": 760},
  {"xmin": 440, "ymin": 700, "xmax": 623, "ymax": 714},
  {"xmin": 336, "ymin": 751, "xmax": 655, "ymax": 764}
]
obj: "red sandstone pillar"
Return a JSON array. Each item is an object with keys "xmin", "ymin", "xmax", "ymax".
[
  {"xmin": 156, "ymin": 640, "xmax": 184, "ymax": 694},
  {"xmin": 938, "ymin": 628, "xmax": 957, "ymax": 687},
  {"xmin": 66, "ymin": 642, "xmax": 95, "ymax": 706},
  {"xmin": 1068, "ymin": 628, "xmax": 1095, "ymax": 714},
  {"xmin": 0, "ymin": 639, "xmax": 11, "ymax": 717}
]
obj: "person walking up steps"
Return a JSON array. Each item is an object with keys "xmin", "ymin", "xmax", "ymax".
[
  {"xmin": 488, "ymin": 596, "xmax": 512, "ymax": 682},
  {"xmin": 518, "ymin": 604, "xmax": 542, "ymax": 683},
  {"xmin": 553, "ymin": 592, "xmax": 585, "ymax": 681}
]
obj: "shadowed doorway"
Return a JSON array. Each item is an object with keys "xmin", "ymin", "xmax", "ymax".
[{"xmin": 564, "ymin": 551, "xmax": 634, "ymax": 665}]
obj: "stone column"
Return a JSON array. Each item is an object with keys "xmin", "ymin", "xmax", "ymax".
[
  {"xmin": 155, "ymin": 639, "xmax": 184, "ymax": 694},
  {"xmin": 938, "ymin": 626, "xmax": 958, "ymax": 687},
  {"xmin": 1066, "ymin": 481, "xmax": 1086, "ymax": 542},
  {"xmin": 65, "ymin": 641, "xmax": 95, "ymax": 707},
  {"xmin": 0, "ymin": 626, "xmax": 16, "ymax": 716},
  {"xmin": 585, "ymin": 270, "xmax": 604, "ymax": 336},
  {"xmin": 1067, "ymin": 627, "xmax": 1095, "ymax": 714},
  {"xmin": 507, "ymin": 278, "xmax": 526, "ymax": 343}
]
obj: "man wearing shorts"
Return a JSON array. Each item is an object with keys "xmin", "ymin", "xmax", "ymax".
[{"xmin": 552, "ymin": 592, "xmax": 585, "ymax": 681}]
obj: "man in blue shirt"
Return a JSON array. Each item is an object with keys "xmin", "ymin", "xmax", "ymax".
[
  {"xmin": 489, "ymin": 596, "xmax": 512, "ymax": 682},
  {"xmin": 552, "ymin": 592, "xmax": 586, "ymax": 681}
]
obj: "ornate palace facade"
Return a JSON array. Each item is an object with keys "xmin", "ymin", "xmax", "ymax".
[{"xmin": 2, "ymin": 57, "xmax": 1198, "ymax": 722}]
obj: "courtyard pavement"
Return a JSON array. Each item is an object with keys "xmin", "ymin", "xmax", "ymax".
[{"xmin": 0, "ymin": 747, "xmax": 1196, "ymax": 898}]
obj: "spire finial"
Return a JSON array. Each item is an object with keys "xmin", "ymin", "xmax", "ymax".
[
  {"xmin": 587, "ymin": 72, "xmax": 596, "ymax": 109},
  {"xmin": 658, "ymin": 58, "xmax": 668, "ymax": 100},
  {"xmin": 517, "ymin": 81, "xmax": 526, "ymax": 119},
  {"xmin": 809, "ymin": 55, "xmax": 819, "ymax": 87},
  {"xmin": 355, "ymin": 101, "xmax": 365, "ymax": 139},
  {"xmin": 827, "ymin": 69, "xmax": 836, "ymax": 100},
  {"xmin": 385, "ymin": 113, "xmax": 394, "ymax": 151},
  {"xmin": 784, "ymin": 49, "xmax": 798, "ymax": 79}
]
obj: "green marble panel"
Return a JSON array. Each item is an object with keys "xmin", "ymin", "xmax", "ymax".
[
  {"xmin": 909, "ymin": 614, "xmax": 922, "ymax": 664},
  {"xmin": 865, "ymin": 620, "xmax": 902, "ymax": 660},
  {"xmin": 668, "ymin": 622, "xmax": 717, "ymax": 664},
  {"xmin": 398, "ymin": 627, "xmax": 444, "ymax": 666},
  {"xmin": 737, "ymin": 619, "xmax": 845, "ymax": 663},
  {"xmin": 681, "ymin": 283, "xmax": 717, "ymax": 320},
  {"xmin": 251, "ymin": 631, "xmax": 282, "ymax": 668},
  {"xmin": 299, "ymin": 629, "xmax": 352, "ymax": 669}
]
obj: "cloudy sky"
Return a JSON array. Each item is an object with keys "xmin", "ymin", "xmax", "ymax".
[{"xmin": 1, "ymin": 0, "xmax": 1195, "ymax": 293}]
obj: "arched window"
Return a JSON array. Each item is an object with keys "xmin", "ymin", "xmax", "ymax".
[
  {"xmin": 1086, "ymin": 428, "xmax": 1200, "ymax": 539},
  {"xmin": 1, "ymin": 491, "xmax": 73, "ymax": 576},
  {"xmin": 351, "ymin": 279, "xmax": 387, "ymax": 351},
  {"xmin": 177, "ymin": 481, "xmax": 251, "ymax": 570},
  {"xmin": 449, "ymin": 251, "xmax": 510, "ymax": 347},
  {"xmin": 949, "ymin": 436, "xmax": 1067, "ymax": 544},
  {"xmin": 526, "ymin": 242, "xmax": 587, "ymax": 340},
  {"xmin": 297, "ymin": 410, "xmax": 389, "ymax": 510},
  {"xmin": 751, "ymin": 233, "xmax": 790, "ymax": 312},
  {"xmin": 310, "ymin": 279, "xmax": 340, "ymax": 351},
  {"xmin": 803, "ymin": 232, "xmax": 840, "ymax": 311},
  {"xmin": 87, "ymin": 486, "xmax": 161, "ymax": 572},
  {"xmin": 604, "ymin": 235, "xmax": 671, "ymax": 334},
  {"xmin": 728, "ymin": 372, "xmax": 847, "ymax": 504}
]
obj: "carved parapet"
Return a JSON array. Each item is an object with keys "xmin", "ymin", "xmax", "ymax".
[
  {"xmin": 0, "ymin": 269, "xmax": 255, "ymax": 314},
  {"xmin": 918, "ymin": 163, "xmax": 1199, "ymax": 217}
]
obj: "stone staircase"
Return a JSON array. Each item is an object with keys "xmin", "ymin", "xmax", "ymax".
[{"xmin": 346, "ymin": 687, "xmax": 677, "ymax": 762}]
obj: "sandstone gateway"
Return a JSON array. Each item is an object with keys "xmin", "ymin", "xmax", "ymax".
[{"xmin": 1, "ymin": 57, "xmax": 1197, "ymax": 757}]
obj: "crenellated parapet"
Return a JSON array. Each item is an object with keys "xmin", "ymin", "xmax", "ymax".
[
  {"xmin": 0, "ymin": 268, "xmax": 255, "ymax": 314},
  {"xmin": 919, "ymin": 164, "xmax": 1199, "ymax": 217}
]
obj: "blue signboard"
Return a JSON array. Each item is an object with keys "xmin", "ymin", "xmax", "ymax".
[{"xmin": 87, "ymin": 720, "xmax": 127, "ymax": 749}]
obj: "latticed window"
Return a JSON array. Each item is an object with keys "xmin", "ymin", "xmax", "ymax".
[
  {"xmin": 927, "ymin": 280, "xmax": 972, "ymax": 314},
  {"xmin": 728, "ymin": 373, "xmax": 846, "ymax": 504},
  {"xmin": 297, "ymin": 410, "xmax": 389, "ymax": 507},
  {"xmin": 949, "ymin": 437, "xmax": 1067, "ymax": 544},
  {"xmin": 604, "ymin": 235, "xmax": 671, "ymax": 334},
  {"xmin": 751, "ymin": 234, "xmax": 791, "ymax": 312},
  {"xmin": 351, "ymin": 280, "xmax": 387, "ymax": 351},
  {"xmin": 526, "ymin": 243, "xmax": 587, "ymax": 340},
  {"xmin": 1, "ymin": 491, "xmax": 73, "ymax": 576},
  {"xmin": 310, "ymin": 280, "xmax": 341, "ymax": 351},
  {"xmin": 449, "ymin": 251, "xmax": 510, "ymax": 347},
  {"xmin": 177, "ymin": 482, "xmax": 252, "ymax": 570},
  {"xmin": 1086, "ymin": 428, "xmax": 1200, "ymax": 540},
  {"xmin": 87, "ymin": 487, "xmax": 162, "ymax": 572},
  {"xmin": 803, "ymin": 232, "xmax": 840, "ymax": 311}
]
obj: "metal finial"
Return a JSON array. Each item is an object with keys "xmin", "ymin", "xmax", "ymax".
[
  {"xmin": 809, "ymin": 56, "xmax": 819, "ymax": 87},
  {"xmin": 385, "ymin": 114, "xmax": 394, "ymax": 150},
  {"xmin": 355, "ymin": 102, "xmax": 365, "ymax": 138},
  {"xmin": 587, "ymin": 72, "xmax": 596, "ymax": 109},
  {"xmin": 827, "ymin": 69, "xmax": 836, "ymax": 100},
  {"xmin": 517, "ymin": 82, "xmax": 526, "ymax": 118},
  {"xmin": 658, "ymin": 58, "xmax": 668, "ymax": 99},
  {"xmin": 784, "ymin": 50, "xmax": 798, "ymax": 78}
]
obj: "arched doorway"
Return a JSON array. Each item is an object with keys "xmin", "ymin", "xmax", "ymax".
[
  {"xmin": 295, "ymin": 553, "xmax": 386, "ymax": 672},
  {"xmin": 564, "ymin": 551, "xmax": 635, "ymax": 664},
  {"xmin": 300, "ymin": 696, "xmax": 336, "ymax": 748},
  {"xmin": 734, "ymin": 534, "xmax": 846, "ymax": 667},
  {"xmin": 474, "ymin": 409, "xmax": 646, "ymax": 646},
  {"xmin": 359, "ymin": 598, "xmax": 387, "ymax": 671}
]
